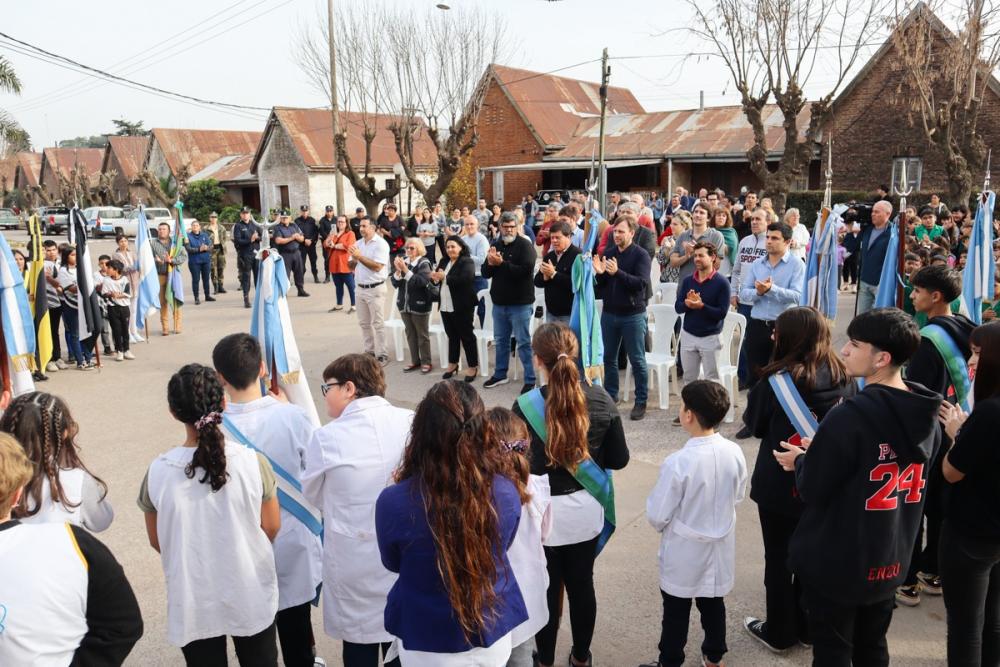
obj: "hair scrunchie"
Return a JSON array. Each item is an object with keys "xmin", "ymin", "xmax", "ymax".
[{"xmin": 194, "ymin": 411, "xmax": 222, "ymax": 431}]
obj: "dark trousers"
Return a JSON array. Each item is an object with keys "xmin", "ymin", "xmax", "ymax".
[
  {"xmin": 282, "ymin": 251, "xmax": 305, "ymax": 289},
  {"xmin": 657, "ymin": 591, "xmax": 727, "ymax": 667},
  {"xmin": 106, "ymin": 304, "xmax": 130, "ymax": 353},
  {"xmin": 321, "ymin": 246, "xmax": 332, "ymax": 280},
  {"xmin": 536, "ymin": 536, "xmax": 599, "ymax": 666},
  {"xmin": 940, "ymin": 520, "xmax": 1000, "ymax": 667},
  {"xmin": 300, "ymin": 242, "xmax": 318, "ymax": 278},
  {"xmin": 474, "ymin": 275, "xmax": 489, "ymax": 326},
  {"xmin": 189, "ymin": 261, "xmax": 211, "ymax": 299},
  {"xmin": 442, "ymin": 309, "xmax": 478, "ymax": 367},
  {"xmin": 275, "ymin": 602, "xmax": 315, "ymax": 667},
  {"xmin": 332, "ymin": 272, "xmax": 356, "ymax": 306},
  {"xmin": 736, "ymin": 303, "xmax": 753, "ymax": 384},
  {"xmin": 342, "ymin": 641, "xmax": 399, "ymax": 667},
  {"xmin": 745, "ymin": 317, "xmax": 776, "ymax": 388},
  {"xmin": 238, "ymin": 253, "xmax": 258, "ymax": 297},
  {"xmin": 180, "ymin": 622, "xmax": 278, "ymax": 667},
  {"xmin": 905, "ymin": 451, "xmax": 944, "ymax": 585},
  {"xmin": 803, "ymin": 588, "xmax": 893, "ymax": 667},
  {"xmin": 759, "ymin": 506, "xmax": 808, "ymax": 648},
  {"xmin": 843, "ymin": 253, "xmax": 859, "ymax": 285},
  {"xmin": 48, "ymin": 303, "xmax": 62, "ymax": 361}
]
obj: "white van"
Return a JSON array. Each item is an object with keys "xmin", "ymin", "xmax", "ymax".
[
  {"xmin": 83, "ymin": 206, "xmax": 126, "ymax": 238},
  {"xmin": 120, "ymin": 207, "xmax": 177, "ymax": 237}
]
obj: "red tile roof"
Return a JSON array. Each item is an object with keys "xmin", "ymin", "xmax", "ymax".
[
  {"xmin": 149, "ymin": 128, "xmax": 262, "ymax": 177},
  {"xmin": 103, "ymin": 136, "xmax": 150, "ymax": 182}
]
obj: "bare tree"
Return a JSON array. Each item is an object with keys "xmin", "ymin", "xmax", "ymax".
[
  {"xmin": 890, "ymin": 1, "xmax": 1000, "ymax": 204},
  {"xmin": 687, "ymin": 0, "xmax": 885, "ymax": 209}
]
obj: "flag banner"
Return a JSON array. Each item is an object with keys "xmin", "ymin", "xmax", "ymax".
[
  {"xmin": 134, "ymin": 205, "xmax": 162, "ymax": 331},
  {"xmin": 250, "ymin": 251, "xmax": 321, "ymax": 427},
  {"xmin": 166, "ymin": 201, "xmax": 186, "ymax": 307},
  {"xmin": 68, "ymin": 207, "xmax": 102, "ymax": 342},
  {"xmin": 801, "ymin": 204, "xmax": 845, "ymax": 320},
  {"xmin": 962, "ymin": 191, "xmax": 996, "ymax": 324},
  {"xmin": 0, "ymin": 232, "xmax": 37, "ymax": 375},
  {"xmin": 873, "ymin": 222, "xmax": 902, "ymax": 309},
  {"xmin": 570, "ymin": 208, "xmax": 605, "ymax": 385},
  {"xmin": 26, "ymin": 214, "xmax": 52, "ymax": 372}
]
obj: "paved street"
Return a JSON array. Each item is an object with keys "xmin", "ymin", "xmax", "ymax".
[{"xmin": 9, "ymin": 229, "xmax": 947, "ymax": 666}]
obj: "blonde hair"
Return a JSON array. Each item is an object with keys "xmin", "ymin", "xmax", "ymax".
[
  {"xmin": 407, "ymin": 239, "xmax": 427, "ymax": 256},
  {"xmin": 0, "ymin": 433, "xmax": 33, "ymax": 518},
  {"xmin": 672, "ymin": 210, "xmax": 693, "ymax": 229}
]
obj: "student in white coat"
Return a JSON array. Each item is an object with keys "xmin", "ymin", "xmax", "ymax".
[
  {"xmin": 641, "ymin": 381, "xmax": 748, "ymax": 667},
  {"xmin": 302, "ymin": 353, "xmax": 412, "ymax": 667},
  {"xmin": 213, "ymin": 333, "xmax": 324, "ymax": 667}
]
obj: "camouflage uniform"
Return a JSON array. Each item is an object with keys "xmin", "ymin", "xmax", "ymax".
[{"xmin": 207, "ymin": 220, "xmax": 228, "ymax": 293}]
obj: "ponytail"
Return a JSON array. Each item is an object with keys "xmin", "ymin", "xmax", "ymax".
[
  {"xmin": 531, "ymin": 323, "xmax": 589, "ymax": 470},
  {"xmin": 167, "ymin": 364, "xmax": 228, "ymax": 491}
]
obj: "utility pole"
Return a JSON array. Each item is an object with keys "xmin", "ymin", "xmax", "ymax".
[
  {"xmin": 597, "ymin": 48, "xmax": 610, "ymax": 213},
  {"xmin": 328, "ymin": 0, "xmax": 345, "ymax": 213}
]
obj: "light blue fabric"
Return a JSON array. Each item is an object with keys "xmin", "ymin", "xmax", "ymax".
[
  {"xmin": 738, "ymin": 251, "xmax": 806, "ymax": 322},
  {"xmin": 874, "ymin": 223, "xmax": 902, "ymax": 309},
  {"xmin": 963, "ymin": 191, "xmax": 996, "ymax": 324}
]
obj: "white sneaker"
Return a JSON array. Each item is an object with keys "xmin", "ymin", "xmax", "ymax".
[
  {"xmin": 46, "ymin": 361, "xmax": 59, "ymax": 373},
  {"xmin": 313, "ymin": 658, "xmax": 327, "ymax": 667},
  {"xmin": 123, "ymin": 351, "xmax": 136, "ymax": 360},
  {"xmin": 115, "ymin": 352, "xmax": 124, "ymax": 362},
  {"xmin": 130, "ymin": 333, "xmax": 145, "ymax": 343},
  {"xmin": 55, "ymin": 359, "xmax": 68, "ymax": 370},
  {"xmin": 348, "ymin": 305, "xmax": 356, "ymax": 313}
]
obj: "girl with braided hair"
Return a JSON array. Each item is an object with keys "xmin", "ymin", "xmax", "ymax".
[
  {"xmin": 137, "ymin": 363, "xmax": 282, "ymax": 665},
  {"xmin": 375, "ymin": 380, "xmax": 528, "ymax": 666},
  {"xmin": 0, "ymin": 391, "xmax": 113, "ymax": 532}
]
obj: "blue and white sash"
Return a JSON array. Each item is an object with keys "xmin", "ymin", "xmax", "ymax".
[
  {"xmin": 222, "ymin": 415, "xmax": 323, "ymax": 537},
  {"xmin": 768, "ymin": 371, "xmax": 819, "ymax": 439}
]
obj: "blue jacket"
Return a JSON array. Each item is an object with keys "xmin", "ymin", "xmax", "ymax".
[
  {"xmin": 375, "ymin": 474, "xmax": 528, "ymax": 653},
  {"xmin": 859, "ymin": 224, "xmax": 891, "ymax": 284},
  {"xmin": 676, "ymin": 270, "xmax": 731, "ymax": 336},
  {"xmin": 186, "ymin": 231, "xmax": 212, "ymax": 265},
  {"xmin": 596, "ymin": 242, "xmax": 651, "ymax": 316}
]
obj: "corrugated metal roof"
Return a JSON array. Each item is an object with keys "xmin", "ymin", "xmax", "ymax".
[
  {"xmin": 251, "ymin": 107, "xmax": 436, "ymax": 174},
  {"xmin": 189, "ymin": 154, "xmax": 256, "ymax": 184},
  {"xmin": 0, "ymin": 156, "xmax": 17, "ymax": 188},
  {"xmin": 103, "ymin": 136, "xmax": 149, "ymax": 182},
  {"xmin": 491, "ymin": 64, "xmax": 645, "ymax": 149},
  {"xmin": 14, "ymin": 152, "xmax": 41, "ymax": 187},
  {"xmin": 555, "ymin": 104, "xmax": 814, "ymax": 160},
  {"xmin": 150, "ymin": 128, "xmax": 262, "ymax": 177},
  {"xmin": 41, "ymin": 147, "xmax": 104, "ymax": 181}
]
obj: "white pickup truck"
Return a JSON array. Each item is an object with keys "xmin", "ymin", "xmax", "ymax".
[{"xmin": 105, "ymin": 207, "xmax": 178, "ymax": 237}]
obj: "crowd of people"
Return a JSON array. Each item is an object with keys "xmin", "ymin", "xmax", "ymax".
[{"xmin": 1, "ymin": 182, "xmax": 999, "ymax": 667}]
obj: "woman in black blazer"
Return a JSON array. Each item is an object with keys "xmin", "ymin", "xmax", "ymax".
[{"xmin": 431, "ymin": 236, "xmax": 479, "ymax": 381}]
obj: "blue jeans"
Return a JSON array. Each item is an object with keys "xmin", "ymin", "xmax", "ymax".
[
  {"xmin": 189, "ymin": 261, "xmax": 211, "ymax": 299},
  {"xmin": 737, "ymin": 302, "xmax": 753, "ymax": 384},
  {"xmin": 332, "ymin": 272, "xmax": 356, "ymax": 305},
  {"xmin": 475, "ymin": 276, "xmax": 489, "ymax": 326},
  {"xmin": 61, "ymin": 306, "xmax": 92, "ymax": 366},
  {"xmin": 602, "ymin": 311, "xmax": 647, "ymax": 404},
  {"xmin": 856, "ymin": 280, "xmax": 877, "ymax": 315},
  {"xmin": 493, "ymin": 303, "xmax": 535, "ymax": 385}
]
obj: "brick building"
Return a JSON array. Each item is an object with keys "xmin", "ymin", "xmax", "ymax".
[
  {"xmin": 13, "ymin": 152, "xmax": 41, "ymax": 191},
  {"xmin": 145, "ymin": 128, "xmax": 262, "ymax": 193},
  {"xmin": 101, "ymin": 136, "xmax": 151, "ymax": 206},
  {"xmin": 38, "ymin": 147, "xmax": 103, "ymax": 199}
]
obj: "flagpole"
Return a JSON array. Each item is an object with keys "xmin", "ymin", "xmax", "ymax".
[{"xmin": 892, "ymin": 162, "xmax": 912, "ymax": 310}]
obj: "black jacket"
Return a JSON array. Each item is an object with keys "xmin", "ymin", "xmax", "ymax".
[
  {"xmin": 595, "ymin": 242, "xmax": 651, "ymax": 316},
  {"xmin": 390, "ymin": 257, "xmax": 434, "ymax": 314},
  {"xmin": 533, "ymin": 245, "xmax": 580, "ymax": 317},
  {"xmin": 295, "ymin": 215, "xmax": 318, "ymax": 242},
  {"xmin": 482, "ymin": 235, "xmax": 537, "ymax": 306},
  {"xmin": 906, "ymin": 313, "xmax": 975, "ymax": 399},
  {"xmin": 318, "ymin": 214, "xmax": 336, "ymax": 241},
  {"xmin": 435, "ymin": 256, "xmax": 478, "ymax": 312},
  {"xmin": 789, "ymin": 381, "xmax": 942, "ymax": 605},
  {"xmin": 745, "ymin": 364, "xmax": 856, "ymax": 516},
  {"xmin": 232, "ymin": 220, "xmax": 260, "ymax": 255},
  {"xmin": 517, "ymin": 383, "xmax": 630, "ymax": 496}
]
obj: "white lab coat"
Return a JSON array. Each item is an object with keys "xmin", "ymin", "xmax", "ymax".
[
  {"xmin": 507, "ymin": 474, "xmax": 553, "ymax": 646},
  {"xmin": 646, "ymin": 433, "xmax": 748, "ymax": 598},
  {"xmin": 302, "ymin": 395, "xmax": 413, "ymax": 643}
]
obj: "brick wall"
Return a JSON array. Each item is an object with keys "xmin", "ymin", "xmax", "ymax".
[{"xmin": 470, "ymin": 79, "xmax": 545, "ymax": 204}]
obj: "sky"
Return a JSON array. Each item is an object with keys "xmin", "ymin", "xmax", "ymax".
[{"xmin": 0, "ymin": 0, "xmax": 891, "ymax": 149}]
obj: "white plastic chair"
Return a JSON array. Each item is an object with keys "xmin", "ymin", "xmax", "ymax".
[
  {"xmin": 655, "ymin": 282, "xmax": 679, "ymax": 306},
  {"xmin": 529, "ymin": 287, "xmax": 546, "ymax": 336},
  {"xmin": 473, "ymin": 289, "xmax": 494, "ymax": 377},
  {"xmin": 384, "ymin": 295, "xmax": 406, "ymax": 362},
  {"xmin": 623, "ymin": 304, "xmax": 680, "ymax": 410},
  {"xmin": 716, "ymin": 310, "xmax": 747, "ymax": 423}
]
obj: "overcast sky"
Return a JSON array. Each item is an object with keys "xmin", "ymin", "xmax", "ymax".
[{"xmin": 0, "ymin": 0, "xmax": 890, "ymax": 149}]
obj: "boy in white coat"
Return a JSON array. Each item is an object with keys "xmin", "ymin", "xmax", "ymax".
[
  {"xmin": 642, "ymin": 380, "xmax": 748, "ymax": 667},
  {"xmin": 212, "ymin": 333, "xmax": 323, "ymax": 667}
]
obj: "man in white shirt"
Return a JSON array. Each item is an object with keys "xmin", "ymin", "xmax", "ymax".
[
  {"xmin": 460, "ymin": 215, "xmax": 490, "ymax": 325},
  {"xmin": 784, "ymin": 208, "xmax": 810, "ymax": 261},
  {"xmin": 731, "ymin": 210, "xmax": 769, "ymax": 392},
  {"xmin": 349, "ymin": 218, "xmax": 391, "ymax": 366}
]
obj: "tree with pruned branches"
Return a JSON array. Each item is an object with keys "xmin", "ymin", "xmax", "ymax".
[
  {"xmin": 890, "ymin": 1, "xmax": 1000, "ymax": 204},
  {"xmin": 687, "ymin": 0, "xmax": 885, "ymax": 210}
]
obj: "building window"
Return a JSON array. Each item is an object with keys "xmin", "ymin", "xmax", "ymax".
[
  {"xmin": 279, "ymin": 185, "xmax": 290, "ymax": 209},
  {"xmin": 492, "ymin": 171, "xmax": 504, "ymax": 203},
  {"xmin": 791, "ymin": 172, "xmax": 810, "ymax": 192},
  {"xmin": 890, "ymin": 157, "xmax": 922, "ymax": 192}
]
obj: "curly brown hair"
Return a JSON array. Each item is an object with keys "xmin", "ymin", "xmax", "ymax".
[
  {"xmin": 168, "ymin": 364, "xmax": 228, "ymax": 491},
  {"xmin": 531, "ymin": 323, "xmax": 590, "ymax": 470},
  {"xmin": 485, "ymin": 406, "xmax": 531, "ymax": 504}
]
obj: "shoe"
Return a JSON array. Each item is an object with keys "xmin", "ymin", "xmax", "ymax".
[
  {"xmin": 55, "ymin": 359, "xmax": 68, "ymax": 370},
  {"xmin": 917, "ymin": 572, "xmax": 942, "ymax": 595},
  {"xmin": 115, "ymin": 352, "xmax": 124, "ymax": 362},
  {"xmin": 103, "ymin": 347, "xmax": 113, "ymax": 355},
  {"xmin": 123, "ymin": 351, "xmax": 136, "ymax": 360},
  {"xmin": 324, "ymin": 276, "xmax": 331, "ymax": 284},
  {"xmin": 218, "ymin": 286, "xmax": 227, "ymax": 294},
  {"xmin": 329, "ymin": 305, "xmax": 343, "ymax": 312},
  {"xmin": 313, "ymin": 658, "xmax": 326, "ymax": 667},
  {"xmin": 520, "ymin": 383, "xmax": 535, "ymax": 395},
  {"xmin": 421, "ymin": 365, "xmax": 433, "ymax": 374},
  {"xmin": 442, "ymin": 367, "xmax": 458, "ymax": 379},
  {"xmin": 483, "ymin": 376, "xmax": 509, "ymax": 389},
  {"xmin": 701, "ymin": 657, "xmax": 725, "ymax": 667},
  {"xmin": 630, "ymin": 403, "xmax": 647, "ymax": 420},
  {"xmin": 895, "ymin": 584, "xmax": 921, "ymax": 607},
  {"xmin": 464, "ymin": 368, "xmax": 478, "ymax": 383},
  {"xmin": 205, "ymin": 295, "xmax": 216, "ymax": 302},
  {"xmin": 743, "ymin": 617, "xmax": 786, "ymax": 653},
  {"xmin": 46, "ymin": 361, "xmax": 59, "ymax": 373},
  {"xmin": 173, "ymin": 330, "xmax": 182, "ymax": 335},
  {"xmin": 672, "ymin": 416, "xmax": 681, "ymax": 425},
  {"xmin": 32, "ymin": 371, "xmax": 48, "ymax": 382},
  {"xmin": 313, "ymin": 274, "xmax": 320, "ymax": 284},
  {"xmin": 298, "ymin": 289, "xmax": 310, "ymax": 297},
  {"xmin": 377, "ymin": 355, "xmax": 389, "ymax": 367},
  {"xmin": 162, "ymin": 330, "xmax": 170, "ymax": 336},
  {"xmin": 402, "ymin": 364, "xmax": 421, "ymax": 373},
  {"xmin": 568, "ymin": 650, "xmax": 592, "ymax": 667},
  {"xmin": 87, "ymin": 359, "xmax": 99, "ymax": 368},
  {"xmin": 347, "ymin": 305, "xmax": 356, "ymax": 313},
  {"xmin": 194, "ymin": 297, "xmax": 200, "ymax": 305},
  {"xmin": 77, "ymin": 363, "xmax": 92, "ymax": 371},
  {"xmin": 735, "ymin": 425, "xmax": 753, "ymax": 439},
  {"xmin": 244, "ymin": 297, "xmax": 251, "ymax": 308}
]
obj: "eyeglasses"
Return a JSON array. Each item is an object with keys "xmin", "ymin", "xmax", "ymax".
[{"xmin": 320, "ymin": 380, "xmax": 343, "ymax": 396}]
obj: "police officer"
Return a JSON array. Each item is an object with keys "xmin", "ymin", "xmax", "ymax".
[
  {"xmin": 273, "ymin": 209, "xmax": 309, "ymax": 296},
  {"xmin": 206, "ymin": 212, "xmax": 228, "ymax": 294},
  {"xmin": 232, "ymin": 206, "xmax": 260, "ymax": 308},
  {"xmin": 295, "ymin": 204, "xmax": 320, "ymax": 283},
  {"xmin": 319, "ymin": 204, "xmax": 336, "ymax": 283}
]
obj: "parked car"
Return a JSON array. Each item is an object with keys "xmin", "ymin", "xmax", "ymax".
[
  {"xmin": 121, "ymin": 207, "xmax": 176, "ymax": 237},
  {"xmin": 37, "ymin": 206, "xmax": 70, "ymax": 235},
  {"xmin": 83, "ymin": 206, "xmax": 126, "ymax": 238},
  {"xmin": 0, "ymin": 208, "xmax": 18, "ymax": 230}
]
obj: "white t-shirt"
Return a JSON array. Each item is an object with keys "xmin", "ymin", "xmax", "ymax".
[
  {"xmin": 507, "ymin": 475, "xmax": 552, "ymax": 646},
  {"xmin": 21, "ymin": 468, "xmax": 114, "ymax": 532},
  {"xmin": 790, "ymin": 223, "xmax": 811, "ymax": 261},
  {"xmin": 101, "ymin": 275, "xmax": 131, "ymax": 307},
  {"xmin": 355, "ymin": 235, "xmax": 389, "ymax": 284},
  {"xmin": 546, "ymin": 488, "xmax": 603, "ymax": 547}
]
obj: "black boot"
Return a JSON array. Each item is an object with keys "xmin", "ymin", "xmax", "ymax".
[{"xmin": 244, "ymin": 295, "xmax": 251, "ymax": 308}]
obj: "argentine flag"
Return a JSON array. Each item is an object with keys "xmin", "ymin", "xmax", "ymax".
[
  {"xmin": 801, "ymin": 203, "xmax": 846, "ymax": 320},
  {"xmin": 874, "ymin": 222, "xmax": 902, "ymax": 309},
  {"xmin": 134, "ymin": 206, "xmax": 162, "ymax": 330},
  {"xmin": 962, "ymin": 191, "xmax": 996, "ymax": 325}
]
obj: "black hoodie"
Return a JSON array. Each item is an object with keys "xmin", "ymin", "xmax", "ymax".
[
  {"xmin": 906, "ymin": 313, "xmax": 975, "ymax": 400},
  {"xmin": 788, "ymin": 381, "xmax": 942, "ymax": 605},
  {"xmin": 745, "ymin": 364, "xmax": 856, "ymax": 516}
]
